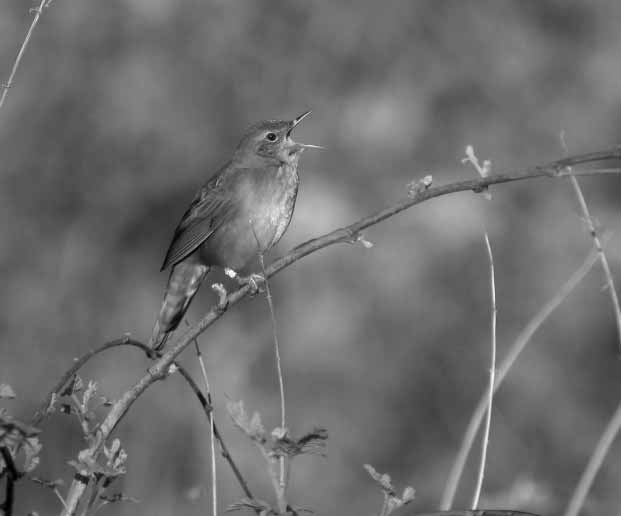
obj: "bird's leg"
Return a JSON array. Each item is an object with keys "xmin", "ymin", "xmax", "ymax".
[{"xmin": 240, "ymin": 273, "xmax": 265, "ymax": 294}]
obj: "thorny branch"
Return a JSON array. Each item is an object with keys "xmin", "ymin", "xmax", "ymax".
[{"xmin": 57, "ymin": 147, "xmax": 621, "ymax": 515}]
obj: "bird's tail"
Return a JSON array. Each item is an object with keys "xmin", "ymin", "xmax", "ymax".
[{"xmin": 149, "ymin": 261, "xmax": 209, "ymax": 351}]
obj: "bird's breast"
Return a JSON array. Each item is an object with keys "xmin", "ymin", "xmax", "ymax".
[
  {"xmin": 198, "ymin": 164, "xmax": 299, "ymax": 270},
  {"xmin": 247, "ymin": 164, "xmax": 299, "ymax": 247}
]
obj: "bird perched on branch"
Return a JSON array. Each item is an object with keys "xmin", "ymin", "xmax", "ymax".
[{"xmin": 149, "ymin": 111, "xmax": 317, "ymax": 350}]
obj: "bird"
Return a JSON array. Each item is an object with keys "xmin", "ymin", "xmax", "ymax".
[{"xmin": 148, "ymin": 111, "xmax": 316, "ymax": 351}]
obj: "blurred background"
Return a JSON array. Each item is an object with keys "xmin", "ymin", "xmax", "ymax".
[{"xmin": 2, "ymin": 1, "xmax": 621, "ymax": 515}]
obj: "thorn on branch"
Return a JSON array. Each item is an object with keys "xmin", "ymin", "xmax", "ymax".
[{"xmin": 0, "ymin": 384, "xmax": 15, "ymax": 400}]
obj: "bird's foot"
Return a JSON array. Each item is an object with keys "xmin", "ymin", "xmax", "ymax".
[
  {"xmin": 224, "ymin": 268, "xmax": 265, "ymax": 295},
  {"xmin": 237, "ymin": 273, "xmax": 266, "ymax": 296}
]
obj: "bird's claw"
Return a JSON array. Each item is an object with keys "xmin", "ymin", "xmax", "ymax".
[{"xmin": 237, "ymin": 273, "xmax": 265, "ymax": 295}]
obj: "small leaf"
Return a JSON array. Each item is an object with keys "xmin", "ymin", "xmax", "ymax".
[
  {"xmin": 386, "ymin": 495, "xmax": 405, "ymax": 514},
  {"xmin": 81, "ymin": 381, "xmax": 97, "ymax": 411},
  {"xmin": 226, "ymin": 400, "xmax": 247, "ymax": 429},
  {"xmin": 402, "ymin": 486, "xmax": 415, "ymax": 504},
  {"xmin": 227, "ymin": 400, "xmax": 266, "ymax": 443},
  {"xmin": 270, "ymin": 427, "xmax": 328, "ymax": 458},
  {"xmin": 249, "ymin": 413, "xmax": 266, "ymax": 440},
  {"xmin": 227, "ymin": 497, "xmax": 274, "ymax": 514},
  {"xmin": 0, "ymin": 384, "xmax": 15, "ymax": 399},
  {"xmin": 407, "ymin": 175, "xmax": 433, "ymax": 198},
  {"xmin": 0, "ymin": 414, "xmax": 41, "ymax": 445},
  {"xmin": 23, "ymin": 437, "xmax": 42, "ymax": 472},
  {"xmin": 271, "ymin": 426, "xmax": 288, "ymax": 440},
  {"xmin": 364, "ymin": 463, "xmax": 395, "ymax": 495}
]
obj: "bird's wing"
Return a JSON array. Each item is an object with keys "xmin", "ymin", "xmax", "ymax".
[{"xmin": 160, "ymin": 169, "xmax": 238, "ymax": 270}]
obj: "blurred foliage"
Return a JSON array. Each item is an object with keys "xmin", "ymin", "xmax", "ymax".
[{"xmin": 2, "ymin": 1, "xmax": 621, "ymax": 515}]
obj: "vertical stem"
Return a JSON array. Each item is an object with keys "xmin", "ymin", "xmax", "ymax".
[
  {"xmin": 0, "ymin": 0, "xmax": 50, "ymax": 111},
  {"xmin": 0, "ymin": 447, "xmax": 18, "ymax": 516},
  {"xmin": 471, "ymin": 234, "xmax": 497, "ymax": 509},
  {"xmin": 257, "ymin": 253, "xmax": 287, "ymax": 510},
  {"xmin": 440, "ymin": 250, "xmax": 598, "ymax": 510},
  {"xmin": 193, "ymin": 338, "xmax": 217, "ymax": 516}
]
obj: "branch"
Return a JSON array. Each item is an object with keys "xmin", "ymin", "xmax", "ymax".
[
  {"xmin": 568, "ymin": 175, "xmax": 621, "ymax": 351},
  {"xmin": 0, "ymin": 0, "xmax": 52, "ymax": 112},
  {"xmin": 32, "ymin": 338, "xmax": 254, "ymax": 515},
  {"xmin": 32, "ymin": 336, "xmax": 146, "ymax": 426},
  {"xmin": 60, "ymin": 148, "xmax": 621, "ymax": 515},
  {"xmin": 175, "ymin": 366, "xmax": 255, "ymax": 503},
  {"xmin": 559, "ymin": 134, "xmax": 621, "ymax": 352}
]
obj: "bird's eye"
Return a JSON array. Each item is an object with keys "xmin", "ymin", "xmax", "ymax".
[{"xmin": 266, "ymin": 132, "xmax": 277, "ymax": 141}]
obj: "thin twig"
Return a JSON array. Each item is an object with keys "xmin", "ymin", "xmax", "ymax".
[
  {"xmin": 174, "ymin": 368, "xmax": 256, "ymax": 504},
  {"xmin": 440, "ymin": 249, "xmax": 599, "ymax": 510},
  {"xmin": 569, "ymin": 175, "xmax": 621, "ymax": 351},
  {"xmin": 470, "ymin": 235, "xmax": 497, "ymax": 509},
  {"xmin": 559, "ymin": 135, "xmax": 621, "ymax": 352},
  {"xmin": 0, "ymin": 446, "xmax": 20, "ymax": 516},
  {"xmin": 257, "ymin": 252, "xmax": 288, "ymax": 513},
  {"xmin": 59, "ymin": 148, "xmax": 621, "ymax": 515},
  {"xmin": 32, "ymin": 336, "xmax": 146, "ymax": 426},
  {"xmin": 563, "ymin": 400, "xmax": 621, "ymax": 516},
  {"xmin": 0, "ymin": 0, "xmax": 51, "ymax": 112},
  {"xmin": 28, "ymin": 476, "xmax": 69, "ymax": 511},
  {"xmin": 192, "ymin": 336, "xmax": 218, "ymax": 516}
]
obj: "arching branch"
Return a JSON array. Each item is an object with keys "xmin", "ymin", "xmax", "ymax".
[{"xmin": 59, "ymin": 147, "xmax": 621, "ymax": 516}]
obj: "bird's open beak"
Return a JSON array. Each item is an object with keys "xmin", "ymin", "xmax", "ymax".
[
  {"xmin": 292, "ymin": 110, "xmax": 312, "ymax": 128},
  {"xmin": 286, "ymin": 110, "xmax": 324, "ymax": 154},
  {"xmin": 288, "ymin": 110, "xmax": 312, "ymax": 135}
]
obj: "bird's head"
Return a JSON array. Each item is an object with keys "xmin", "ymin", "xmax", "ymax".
[{"xmin": 233, "ymin": 110, "xmax": 319, "ymax": 167}]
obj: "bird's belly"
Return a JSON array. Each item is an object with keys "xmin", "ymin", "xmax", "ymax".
[{"xmin": 198, "ymin": 180, "xmax": 297, "ymax": 271}]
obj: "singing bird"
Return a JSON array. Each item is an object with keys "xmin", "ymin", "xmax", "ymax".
[{"xmin": 149, "ymin": 111, "xmax": 315, "ymax": 350}]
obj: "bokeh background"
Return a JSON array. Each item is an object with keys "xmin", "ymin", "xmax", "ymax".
[{"xmin": 2, "ymin": 1, "xmax": 621, "ymax": 515}]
